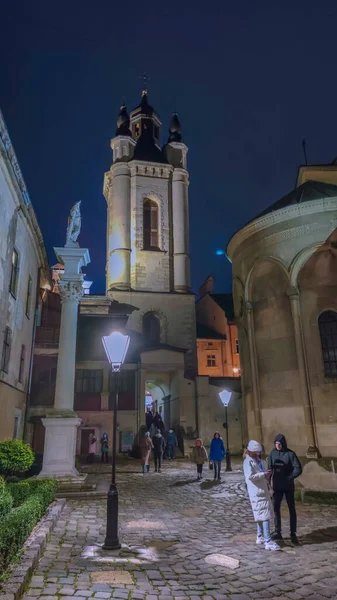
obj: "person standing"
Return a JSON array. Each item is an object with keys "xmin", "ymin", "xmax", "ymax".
[
  {"xmin": 153, "ymin": 411, "xmax": 165, "ymax": 433},
  {"xmin": 141, "ymin": 431, "xmax": 153, "ymax": 473},
  {"xmin": 191, "ymin": 438, "xmax": 208, "ymax": 480},
  {"xmin": 243, "ymin": 440, "xmax": 280, "ymax": 551},
  {"xmin": 146, "ymin": 408, "xmax": 153, "ymax": 433},
  {"xmin": 100, "ymin": 433, "xmax": 109, "ymax": 464},
  {"xmin": 209, "ymin": 432, "xmax": 226, "ymax": 481},
  {"xmin": 88, "ymin": 432, "xmax": 97, "ymax": 464},
  {"xmin": 152, "ymin": 430, "xmax": 166, "ymax": 472},
  {"xmin": 268, "ymin": 434, "xmax": 302, "ymax": 544},
  {"xmin": 167, "ymin": 429, "xmax": 178, "ymax": 459}
]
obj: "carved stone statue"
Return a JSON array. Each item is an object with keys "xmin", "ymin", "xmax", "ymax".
[{"xmin": 65, "ymin": 201, "xmax": 81, "ymax": 247}]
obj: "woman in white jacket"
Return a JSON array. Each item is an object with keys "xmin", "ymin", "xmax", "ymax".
[{"xmin": 243, "ymin": 440, "xmax": 280, "ymax": 551}]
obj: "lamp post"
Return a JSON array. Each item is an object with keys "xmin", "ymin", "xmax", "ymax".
[
  {"xmin": 219, "ymin": 389, "xmax": 232, "ymax": 472},
  {"xmin": 101, "ymin": 331, "xmax": 130, "ymax": 550}
]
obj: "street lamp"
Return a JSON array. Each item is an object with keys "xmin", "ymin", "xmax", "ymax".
[
  {"xmin": 101, "ymin": 331, "xmax": 130, "ymax": 550},
  {"xmin": 219, "ymin": 389, "xmax": 233, "ymax": 472}
]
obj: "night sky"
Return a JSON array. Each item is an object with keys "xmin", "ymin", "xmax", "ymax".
[{"xmin": 1, "ymin": 1, "xmax": 337, "ymax": 295}]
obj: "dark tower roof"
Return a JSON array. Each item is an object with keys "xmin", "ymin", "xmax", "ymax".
[
  {"xmin": 115, "ymin": 103, "xmax": 131, "ymax": 137},
  {"xmin": 129, "ymin": 92, "xmax": 167, "ymax": 164},
  {"xmin": 168, "ymin": 113, "xmax": 182, "ymax": 143},
  {"xmin": 257, "ymin": 180, "xmax": 337, "ymax": 219}
]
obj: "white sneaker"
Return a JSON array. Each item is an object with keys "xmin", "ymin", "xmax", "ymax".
[
  {"xmin": 256, "ymin": 535, "xmax": 264, "ymax": 545},
  {"xmin": 264, "ymin": 540, "xmax": 281, "ymax": 551}
]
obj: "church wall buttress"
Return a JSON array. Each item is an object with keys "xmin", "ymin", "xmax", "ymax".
[{"xmin": 106, "ymin": 163, "xmax": 131, "ymax": 291}]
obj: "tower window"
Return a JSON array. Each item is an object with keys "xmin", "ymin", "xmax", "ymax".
[
  {"xmin": 154, "ymin": 126, "xmax": 159, "ymax": 140},
  {"xmin": 235, "ymin": 339, "xmax": 239, "ymax": 354},
  {"xmin": 319, "ymin": 311, "xmax": 337, "ymax": 377},
  {"xmin": 9, "ymin": 249, "xmax": 19, "ymax": 298},
  {"xmin": 1, "ymin": 327, "xmax": 12, "ymax": 373},
  {"xmin": 134, "ymin": 122, "xmax": 140, "ymax": 137},
  {"xmin": 143, "ymin": 312, "xmax": 161, "ymax": 346},
  {"xmin": 143, "ymin": 199, "xmax": 159, "ymax": 250},
  {"xmin": 207, "ymin": 354, "xmax": 216, "ymax": 367}
]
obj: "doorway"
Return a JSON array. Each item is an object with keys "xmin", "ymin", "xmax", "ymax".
[{"xmin": 80, "ymin": 428, "xmax": 95, "ymax": 455}]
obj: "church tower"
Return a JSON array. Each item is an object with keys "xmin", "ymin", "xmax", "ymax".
[
  {"xmin": 103, "ymin": 89, "xmax": 197, "ymax": 433},
  {"xmin": 104, "ymin": 91, "xmax": 190, "ymax": 294}
]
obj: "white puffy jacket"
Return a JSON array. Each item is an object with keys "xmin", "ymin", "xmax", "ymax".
[{"xmin": 243, "ymin": 455, "xmax": 274, "ymax": 522}]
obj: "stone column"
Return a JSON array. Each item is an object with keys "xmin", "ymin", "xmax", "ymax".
[
  {"xmin": 39, "ymin": 246, "xmax": 90, "ymax": 478},
  {"xmin": 287, "ymin": 287, "xmax": 319, "ymax": 456},
  {"xmin": 172, "ymin": 168, "xmax": 191, "ymax": 292},
  {"xmin": 106, "ymin": 163, "xmax": 131, "ymax": 291},
  {"xmin": 245, "ymin": 302, "xmax": 263, "ymax": 443}
]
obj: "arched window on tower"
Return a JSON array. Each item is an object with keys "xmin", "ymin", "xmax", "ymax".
[
  {"xmin": 143, "ymin": 199, "xmax": 159, "ymax": 250},
  {"xmin": 143, "ymin": 312, "xmax": 161, "ymax": 346},
  {"xmin": 318, "ymin": 311, "xmax": 337, "ymax": 377}
]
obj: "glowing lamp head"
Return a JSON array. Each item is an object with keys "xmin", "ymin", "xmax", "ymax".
[
  {"xmin": 219, "ymin": 389, "xmax": 232, "ymax": 407},
  {"xmin": 233, "ymin": 368, "xmax": 239, "ymax": 374},
  {"xmin": 216, "ymin": 249, "xmax": 225, "ymax": 256},
  {"xmin": 102, "ymin": 331, "xmax": 130, "ymax": 372}
]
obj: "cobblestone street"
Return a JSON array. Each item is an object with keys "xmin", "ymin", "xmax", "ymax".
[{"xmin": 23, "ymin": 461, "xmax": 337, "ymax": 600}]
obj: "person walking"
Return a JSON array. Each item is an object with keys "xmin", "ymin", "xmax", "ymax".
[
  {"xmin": 268, "ymin": 433, "xmax": 302, "ymax": 544},
  {"xmin": 167, "ymin": 429, "xmax": 178, "ymax": 459},
  {"xmin": 209, "ymin": 432, "xmax": 226, "ymax": 481},
  {"xmin": 191, "ymin": 438, "xmax": 208, "ymax": 480},
  {"xmin": 243, "ymin": 440, "xmax": 280, "ymax": 551},
  {"xmin": 100, "ymin": 433, "xmax": 109, "ymax": 464},
  {"xmin": 152, "ymin": 430, "xmax": 166, "ymax": 472},
  {"xmin": 146, "ymin": 408, "xmax": 153, "ymax": 433},
  {"xmin": 140, "ymin": 431, "xmax": 153, "ymax": 473},
  {"xmin": 153, "ymin": 411, "xmax": 165, "ymax": 433},
  {"xmin": 88, "ymin": 432, "xmax": 97, "ymax": 464}
]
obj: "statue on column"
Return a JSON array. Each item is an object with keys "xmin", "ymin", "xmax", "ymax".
[{"xmin": 65, "ymin": 201, "xmax": 81, "ymax": 247}]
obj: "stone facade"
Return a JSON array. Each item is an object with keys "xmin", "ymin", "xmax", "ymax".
[
  {"xmin": 0, "ymin": 109, "xmax": 49, "ymax": 441},
  {"xmin": 227, "ymin": 164, "xmax": 337, "ymax": 458}
]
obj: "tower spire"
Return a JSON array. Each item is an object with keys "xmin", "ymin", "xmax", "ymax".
[{"xmin": 140, "ymin": 73, "xmax": 150, "ymax": 97}]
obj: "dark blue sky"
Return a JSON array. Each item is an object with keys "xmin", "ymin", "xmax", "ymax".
[{"xmin": 1, "ymin": 1, "xmax": 337, "ymax": 294}]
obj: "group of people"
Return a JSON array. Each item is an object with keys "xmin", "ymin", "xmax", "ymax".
[
  {"xmin": 141, "ymin": 428, "xmax": 178, "ymax": 472},
  {"xmin": 88, "ymin": 432, "xmax": 109, "ymax": 464},
  {"xmin": 244, "ymin": 434, "xmax": 302, "ymax": 551}
]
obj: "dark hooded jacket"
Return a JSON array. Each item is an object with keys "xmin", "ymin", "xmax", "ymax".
[
  {"xmin": 152, "ymin": 433, "xmax": 166, "ymax": 456},
  {"xmin": 268, "ymin": 434, "xmax": 302, "ymax": 491}
]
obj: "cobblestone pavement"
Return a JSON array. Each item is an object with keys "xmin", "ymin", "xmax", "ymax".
[{"xmin": 23, "ymin": 461, "xmax": 337, "ymax": 600}]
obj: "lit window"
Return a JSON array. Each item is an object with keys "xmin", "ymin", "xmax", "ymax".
[
  {"xmin": 26, "ymin": 275, "xmax": 33, "ymax": 317},
  {"xmin": 143, "ymin": 199, "xmax": 159, "ymax": 249},
  {"xmin": 134, "ymin": 122, "xmax": 140, "ymax": 137},
  {"xmin": 319, "ymin": 311, "xmax": 337, "ymax": 377},
  {"xmin": 18, "ymin": 345, "xmax": 26, "ymax": 383},
  {"xmin": 235, "ymin": 339, "xmax": 239, "ymax": 354},
  {"xmin": 143, "ymin": 312, "xmax": 160, "ymax": 345},
  {"xmin": 1, "ymin": 327, "xmax": 12, "ymax": 373},
  {"xmin": 9, "ymin": 249, "xmax": 19, "ymax": 297},
  {"xmin": 207, "ymin": 354, "xmax": 216, "ymax": 367}
]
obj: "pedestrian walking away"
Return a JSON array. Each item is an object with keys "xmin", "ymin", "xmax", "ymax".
[
  {"xmin": 191, "ymin": 438, "xmax": 208, "ymax": 480},
  {"xmin": 146, "ymin": 408, "xmax": 153, "ymax": 432},
  {"xmin": 88, "ymin": 432, "xmax": 97, "ymax": 464},
  {"xmin": 243, "ymin": 440, "xmax": 280, "ymax": 551},
  {"xmin": 153, "ymin": 411, "xmax": 165, "ymax": 433},
  {"xmin": 100, "ymin": 432, "xmax": 109, "ymax": 463},
  {"xmin": 140, "ymin": 431, "xmax": 153, "ymax": 473},
  {"xmin": 152, "ymin": 430, "xmax": 166, "ymax": 472},
  {"xmin": 209, "ymin": 431, "xmax": 225, "ymax": 480},
  {"xmin": 167, "ymin": 429, "xmax": 178, "ymax": 459},
  {"xmin": 268, "ymin": 433, "xmax": 302, "ymax": 544}
]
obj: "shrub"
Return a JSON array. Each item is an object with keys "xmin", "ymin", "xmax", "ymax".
[
  {"xmin": 0, "ymin": 496, "xmax": 43, "ymax": 571},
  {"xmin": 0, "ymin": 491, "xmax": 13, "ymax": 519},
  {"xmin": 0, "ymin": 476, "xmax": 5, "ymax": 495},
  {"xmin": 0, "ymin": 440, "xmax": 34, "ymax": 476},
  {"xmin": 7, "ymin": 481, "xmax": 31, "ymax": 507}
]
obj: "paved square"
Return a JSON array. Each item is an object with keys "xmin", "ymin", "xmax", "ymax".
[{"xmin": 21, "ymin": 461, "xmax": 337, "ymax": 600}]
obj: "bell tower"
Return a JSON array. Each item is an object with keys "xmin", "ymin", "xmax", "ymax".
[{"xmin": 103, "ymin": 92, "xmax": 191, "ymax": 294}]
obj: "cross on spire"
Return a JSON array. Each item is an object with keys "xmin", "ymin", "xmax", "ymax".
[{"xmin": 140, "ymin": 72, "xmax": 150, "ymax": 96}]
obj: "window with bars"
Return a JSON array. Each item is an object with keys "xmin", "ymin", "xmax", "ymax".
[
  {"xmin": 18, "ymin": 344, "xmax": 26, "ymax": 383},
  {"xmin": 319, "ymin": 311, "xmax": 337, "ymax": 377},
  {"xmin": 143, "ymin": 199, "xmax": 159, "ymax": 249},
  {"xmin": 9, "ymin": 249, "xmax": 19, "ymax": 297},
  {"xmin": 26, "ymin": 275, "xmax": 33, "ymax": 317},
  {"xmin": 75, "ymin": 369, "xmax": 103, "ymax": 393},
  {"xmin": 1, "ymin": 327, "xmax": 12, "ymax": 373},
  {"xmin": 207, "ymin": 354, "xmax": 216, "ymax": 367},
  {"xmin": 109, "ymin": 370, "xmax": 135, "ymax": 410}
]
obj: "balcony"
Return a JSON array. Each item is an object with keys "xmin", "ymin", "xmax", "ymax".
[{"xmin": 35, "ymin": 327, "xmax": 60, "ymax": 348}]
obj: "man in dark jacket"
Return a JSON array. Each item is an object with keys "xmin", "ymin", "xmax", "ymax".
[
  {"xmin": 268, "ymin": 433, "xmax": 302, "ymax": 544},
  {"xmin": 152, "ymin": 431, "xmax": 166, "ymax": 472}
]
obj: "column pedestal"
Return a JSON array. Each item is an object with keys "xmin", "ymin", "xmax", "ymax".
[{"xmin": 39, "ymin": 417, "xmax": 81, "ymax": 478}]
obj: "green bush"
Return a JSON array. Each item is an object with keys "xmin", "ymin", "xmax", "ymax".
[
  {"xmin": 7, "ymin": 481, "xmax": 30, "ymax": 507},
  {"xmin": 0, "ymin": 491, "xmax": 13, "ymax": 519},
  {"xmin": 0, "ymin": 476, "xmax": 5, "ymax": 495},
  {"xmin": 0, "ymin": 440, "xmax": 34, "ymax": 476}
]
